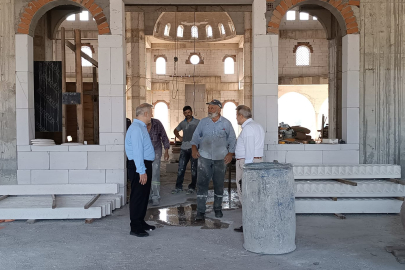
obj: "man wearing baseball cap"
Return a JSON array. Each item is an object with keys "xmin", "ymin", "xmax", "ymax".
[{"xmin": 190, "ymin": 99, "xmax": 236, "ymax": 221}]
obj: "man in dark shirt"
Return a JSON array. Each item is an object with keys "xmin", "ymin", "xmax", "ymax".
[{"xmin": 147, "ymin": 118, "xmax": 170, "ymax": 206}]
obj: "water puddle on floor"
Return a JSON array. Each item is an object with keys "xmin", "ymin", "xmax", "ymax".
[{"xmin": 146, "ymin": 189, "xmax": 240, "ymax": 229}]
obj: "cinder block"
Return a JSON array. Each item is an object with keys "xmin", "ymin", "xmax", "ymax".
[
  {"xmin": 342, "ymin": 71, "xmax": 359, "ymax": 108},
  {"xmin": 264, "ymin": 131, "xmax": 278, "ymax": 145},
  {"xmin": 88, "ymin": 151, "xmax": 125, "ymax": 169},
  {"xmin": 253, "ymin": 84, "xmax": 278, "ymax": 96},
  {"xmin": 50, "ymin": 152, "xmax": 88, "ymax": 170},
  {"xmin": 285, "ymin": 151, "xmax": 323, "ymax": 165},
  {"xmin": 264, "ymin": 150, "xmax": 287, "ymax": 163},
  {"xmin": 304, "ymin": 144, "xmax": 341, "ymax": 151},
  {"xmin": 16, "ymin": 108, "xmax": 30, "ymax": 146},
  {"xmin": 340, "ymin": 144, "xmax": 360, "ymax": 150},
  {"xmin": 111, "ymin": 97, "xmax": 125, "ymax": 132},
  {"xmin": 266, "ymin": 96, "xmax": 278, "ymax": 132},
  {"xmin": 111, "ymin": 47, "xmax": 125, "ymax": 85},
  {"xmin": 98, "ymin": 48, "xmax": 111, "ymax": 84},
  {"xmin": 98, "ymin": 35, "xmax": 123, "ymax": 48},
  {"xmin": 99, "ymin": 97, "xmax": 112, "ymax": 132},
  {"xmin": 105, "ymin": 145, "xmax": 124, "ymax": 151},
  {"xmin": 17, "ymin": 145, "xmax": 31, "ymax": 152},
  {"xmin": 109, "ymin": 0, "xmax": 125, "ymax": 35},
  {"xmin": 253, "ymin": 48, "xmax": 266, "ymax": 84},
  {"xmin": 16, "ymin": 71, "xmax": 34, "ymax": 109},
  {"xmin": 69, "ymin": 145, "xmax": 106, "ymax": 151},
  {"xmin": 266, "ymin": 47, "xmax": 278, "ymax": 84},
  {"xmin": 17, "ymin": 170, "xmax": 31, "ymax": 184},
  {"xmin": 15, "ymin": 34, "xmax": 33, "ymax": 72},
  {"xmin": 99, "ymin": 133, "xmax": 125, "ymax": 145},
  {"xmin": 31, "ymin": 170, "xmax": 69, "ymax": 184},
  {"xmin": 106, "ymin": 169, "xmax": 125, "ymax": 186},
  {"xmin": 69, "ymin": 170, "xmax": 106, "ymax": 184},
  {"xmin": 31, "ymin": 145, "xmax": 69, "ymax": 152},
  {"xmin": 322, "ymin": 150, "xmax": 359, "ymax": 165},
  {"xmin": 253, "ymin": 95, "xmax": 267, "ymax": 131},
  {"xmin": 18, "ymin": 152, "xmax": 49, "ymax": 169},
  {"xmin": 342, "ymin": 34, "xmax": 360, "ymax": 72},
  {"xmin": 268, "ymin": 144, "xmax": 305, "ymax": 151}
]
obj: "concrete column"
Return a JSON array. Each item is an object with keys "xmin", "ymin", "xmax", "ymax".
[
  {"xmin": 126, "ymin": 12, "xmax": 147, "ymax": 119},
  {"xmin": 243, "ymin": 12, "xmax": 252, "ymax": 108},
  {"xmin": 15, "ymin": 34, "xmax": 35, "ymax": 146},
  {"xmin": 341, "ymin": 34, "xmax": 360, "ymax": 145}
]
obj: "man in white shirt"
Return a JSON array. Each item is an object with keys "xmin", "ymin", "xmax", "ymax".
[{"xmin": 234, "ymin": 105, "xmax": 265, "ymax": 232}]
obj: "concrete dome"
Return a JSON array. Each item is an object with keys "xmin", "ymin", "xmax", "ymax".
[{"xmin": 153, "ymin": 12, "xmax": 236, "ymax": 42}]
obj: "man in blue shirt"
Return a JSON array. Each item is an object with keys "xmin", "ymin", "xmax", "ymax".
[
  {"xmin": 191, "ymin": 100, "xmax": 236, "ymax": 220},
  {"xmin": 125, "ymin": 103, "xmax": 156, "ymax": 237}
]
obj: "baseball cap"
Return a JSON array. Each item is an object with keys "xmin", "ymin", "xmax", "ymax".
[{"xmin": 206, "ymin": 99, "xmax": 222, "ymax": 108}]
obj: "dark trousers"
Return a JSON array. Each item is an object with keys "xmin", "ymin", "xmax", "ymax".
[
  {"xmin": 196, "ymin": 156, "xmax": 226, "ymax": 213},
  {"xmin": 175, "ymin": 149, "xmax": 198, "ymax": 190},
  {"xmin": 129, "ymin": 160, "xmax": 153, "ymax": 231}
]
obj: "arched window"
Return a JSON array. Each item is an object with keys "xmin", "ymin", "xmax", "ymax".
[
  {"xmin": 81, "ymin": 46, "xmax": 92, "ymax": 67},
  {"xmin": 154, "ymin": 102, "xmax": 169, "ymax": 134},
  {"xmin": 191, "ymin": 26, "xmax": 198, "ymax": 38},
  {"xmin": 206, "ymin": 25, "xmax": 213, "ymax": 38},
  {"xmin": 223, "ymin": 102, "xmax": 239, "ymax": 136},
  {"xmin": 286, "ymin": 10, "xmax": 296, "ymax": 20},
  {"xmin": 228, "ymin": 22, "xmax": 235, "ymax": 33},
  {"xmin": 300, "ymin": 12, "xmax": 309, "ymax": 20},
  {"xmin": 224, "ymin": 57, "xmax": 235, "ymax": 74},
  {"xmin": 218, "ymin": 23, "xmax": 225, "ymax": 35},
  {"xmin": 156, "ymin": 57, "xmax": 166, "ymax": 75},
  {"xmin": 278, "ymin": 93, "xmax": 316, "ymax": 138},
  {"xmin": 296, "ymin": 46, "xmax": 310, "ymax": 66},
  {"xmin": 164, "ymin": 23, "xmax": 171, "ymax": 36},
  {"xmin": 177, "ymin": 25, "xmax": 184, "ymax": 37},
  {"xmin": 80, "ymin": 11, "xmax": 89, "ymax": 21},
  {"xmin": 67, "ymin": 14, "xmax": 75, "ymax": 21}
]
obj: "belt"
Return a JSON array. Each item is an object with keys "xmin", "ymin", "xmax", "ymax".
[{"xmin": 236, "ymin": 157, "xmax": 262, "ymax": 161}]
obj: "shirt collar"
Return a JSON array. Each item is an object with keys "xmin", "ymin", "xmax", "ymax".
[
  {"xmin": 184, "ymin": 116, "xmax": 194, "ymax": 122},
  {"xmin": 242, "ymin": 118, "xmax": 253, "ymax": 128},
  {"xmin": 133, "ymin": 118, "xmax": 147, "ymax": 127}
]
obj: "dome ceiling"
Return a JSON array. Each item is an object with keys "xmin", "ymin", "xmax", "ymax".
[{"xmin": 153, "ymin": 12, "xmax": 236, "ymax": 42}]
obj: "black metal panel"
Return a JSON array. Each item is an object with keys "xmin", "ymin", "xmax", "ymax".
[
  {"xmin": 62, "ymin": 92, "xmax": 81, "ymax": 105},
  {"xmin": 34, "ymin": 61, "xmax": 62, "ymax": 132}
]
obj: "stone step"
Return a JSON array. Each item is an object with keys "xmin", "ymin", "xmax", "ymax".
[{"xmin": 0, "ymin": 184, "xmax": 119, "ymax": 195}]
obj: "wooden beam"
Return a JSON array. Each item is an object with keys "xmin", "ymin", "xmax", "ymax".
[
  {"xmin": 388, "ymin": 179, "xmax": 405, "ymax": 185},
  {"xmin": 61, "ymin": 27, "xmax": 67, "ymax": 143},
  {"xmin": 51, "ymin": 195, "xmax": 56, "ymax": 209},
  {"xmin": 334, "ymin": 179, "xmax": 357, "ymax": 186},
  {"xmin": 92, "ymin": 66, "xmax": 99, "ymax": 145},
  {"xmin": 84, "ymin": 194, "xmax": 101, "ymax": 209},
  {"xmin": 65, "ymin": 40, "xmax": 98, "ymax": 68},
  {"xmin": 0, "ymin": 195, "xmax": 9, "ymax": 202},
  {"xmin": 85, "ymin": 218, "xmax": 95, "ymax": 224},
  {"xmin": 75, "ymin": 29, "xmax": 84, "ymax": 143}
]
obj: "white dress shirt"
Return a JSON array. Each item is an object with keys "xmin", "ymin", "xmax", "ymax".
[{"xmin": 235, "ymin": 118, "xmax": 265, "ymax": 164}]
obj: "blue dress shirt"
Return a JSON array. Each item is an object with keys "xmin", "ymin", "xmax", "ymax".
[
  {"xmin": 125, "ymin": 119, "xmax": 155, "ymax": 174},
  {"xmin": 191, "ymin": 116, "xmax": 236, "ymax": 160}
]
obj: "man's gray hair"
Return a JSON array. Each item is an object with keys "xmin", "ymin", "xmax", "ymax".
[
  {"xmin": 136, "ymin": 103, "xmax": 153, "ymax": 117},
  {"xmin": 236, "ymin": 105, "xmax": 252, "ymax": 119}
]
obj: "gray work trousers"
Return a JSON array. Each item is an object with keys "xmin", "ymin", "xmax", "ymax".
[
  {"xmin": 150, "ymin": 150, "xmax": 162, "ymax": 200},
  {"xmin": 196, "ymin": 156, "xmax": 227, "ymax": 214}
]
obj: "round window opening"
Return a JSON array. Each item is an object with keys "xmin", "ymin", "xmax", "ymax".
[{"xmin": 190, "ymin": 55, "xmax": 200, "ymax": 65}]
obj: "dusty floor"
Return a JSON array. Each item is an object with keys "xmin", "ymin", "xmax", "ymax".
[{"xmin": 1, "ymin": 161, "xmax": 405, "ymax": 270}]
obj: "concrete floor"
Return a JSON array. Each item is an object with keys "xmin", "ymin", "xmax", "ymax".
[{"xmin": 1, "ymin": 161, "xmax": 405, "ymax": 270}]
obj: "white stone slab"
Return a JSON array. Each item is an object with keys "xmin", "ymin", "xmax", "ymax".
[
  {"xmin": 253, "ymin": 83, "xmax": 278, "ymax": 96},
  {"xmin": 266, "ymin": 95, "xmax": 278, "ymax": 132},
  {"xmin": 111, "ymin": 97, "xmax": 125, "ymax": 132},
  {"xmin": 269, "ymin": 144, "xmax": 305, "ymax": 151},
  {"xmin": 17, "ymin": 145, "xmax": 31, "ymax": 152},
  {"xmin": 16, "ymin": 71, "xmax": 34, "ymax": 109},
  {"xmin": 106, "ymin": 169, "xmax": 125, "ymax": 186},
  {"xmin": 304, "ymin": 144, "xmax": 341, "ymax": 151},
  {"xmin": 264, "ymin": 150, "xmax": 287, "ymax": 163},
  {"xmin": 98, "ymin": 47, "xmax": 111, "ymax": 84},
  {"xmin": 111, "ymin": 47, "xmax": 125, "ymax": 85},
  {"xmin": 322, "ymin": 150, "xmax": 359, "ymax": 165},
  {"xmin": 105, "ymin": 145, "xmax": 125, "ymax": 151},
  {"xmin": 293, "ymin": 164, "xmax": 401, "ymax": 179},
  {"xmin": 15, "ymin": 34, "xmax": 33, "ymax": 72},
  {"xmin": 340, "ymin": 144, "xmax": 360, "ymax": 150},
  {"xmin": 50, "ymin": 152, "xmax": 88, "ymax": 170},
  {"xmin": 266, "ymin": 47, "xmax": 278, "ymax": 84},
  {"xmin": 99, "ymin": 84, "xmax": 125, "ymax": 97},
  {"xmin": 88, "ymin": 151, "xmax": 125, "ymax": 169},
  {"xmin": 16, "ymin": 108, "xmax": 30, "ymax": 145},
  {"xmin": 264, "ymin": 131, "xmax": 278, "ymax": 145},
  {"xmin": 342, "ymin": 34, "xmax": 360, "ymax": 72},
  {"xmin": 31, "ymin": 170, "xmax": 69, "ymax": 184},
  {"xmin": 253, "ymin": 48, "xmax": 266, "ymax": 84},
  {"xmin": 286, "ymin": 151, "xmax": 323, "ymax": 165},
  {"xmin": 69, "ymin": 170, "xmax": 106, "ymax": 184},
  {"xmin": 0, "ymin": 208, "xmax": 102, "ymax": 219},
  {"xmin": 0, "ymin": 184, "xmax": 119, "ymax": 195},
  {"xmin": 253, "ymin": 96, "xmax": 267, "ymax": 131},
  {"xmin": 342, "ymin": 107, "xmax": 360, "ymax": 144},
  {"xmin": 99, "ymin": 132, "xmax": 125, "ymax": 145},
  {"xmin": 252, "ymin": 0, "xmax": 266, "ymax": 35},
  {"xmin": 68, "ymin": 145, "xmax": 106, "ymax": 151},
  {"xmin": 99, "ymin": 97, "xmax": 112, "ymax": 132},
  {"xmin": 109, "ymin": 0, "xmax": 125, "ymax": 35},
  {"xmin": 17, "ymin": 170, "xmax": 31, "ymax": 185},
  {"xmin": 295, "ymin": 198, "xmax": 401, "ymax": 214},
  {"xmin": 98, "ymin": 35, "xmax": 123, "ymax": 48},
  {"xmin": 18, "ymin": 152, "xmax": 49, "ymax": 169},
  {"xmin": 31, "ymin": 145, "xmax": 69, "ymax": 152},
  {"xmin": 342, "ymin": 71, "xmax": 360, "ymax": 108}
]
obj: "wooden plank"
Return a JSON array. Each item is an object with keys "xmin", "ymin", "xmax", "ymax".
[
  {"xmin": 331, "ymin": 197, "xmax": 338, "ymax": 201},
  {"xmin": 85, "ymin": 218, "xmax": 95, "ymax": 224},
  {"xmin": 51, "ymin": 195, "xmax": 56, "ymax": 209},
  {"xmin": 65, "ymin": 40, "xmax": 98, "ymax": 68},
  {"xmin": 61, "ymin": 27, "xmax": 67, "ymax": 143},
  {"xmin": 334, "ymin": 179, "xmax": 357, "ymax": 186},
  {"xmin": 394, "ymin": 197, "xmax": 405, "ymax": 201},
  {"xmin": 0, "ymin": 184, "xmax": 119, "ymax": 195},
  {"xmin": 92, "ymin": 66, "xmax": 99, "ymax": 145},
  {"xmin": 0, "ymin": 195, "xmax": 9, "ymax": 202},
  {"xmin": 84, "ymin": 194, "xmax": 101, "ymax": 209},
  {"xmin": 388, "ymin": 179, "xmax": 405, "ymax": 185},
  {"xmin": 75, "ymin": 29, "xmax": 84, "ymax": 143},
  {"xmin": 334, "ymin": 213, "xmax": 346, "ymax": 219}
]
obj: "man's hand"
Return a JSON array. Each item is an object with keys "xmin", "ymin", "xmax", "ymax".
[
  {"xmin": 224, "ymin": 153, "xmax": 233, "ymax": 164},
  {"xmin": 139, "ymin": 173, "xmax": 147, "ymax": 185},
  {"xmin": 164, "ymin": 149, "xmax": 170, "ymax": 161},
  {"xmin": 178, "ymin": 136, "xmax": 183, "ymax": 142},
  {"xmin": 192, "ymin": 147, "xmax": 200, "ymax": 159}
]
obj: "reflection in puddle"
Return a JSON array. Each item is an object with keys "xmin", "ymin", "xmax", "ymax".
[{"xmin": 146, "ymin": 190, "xmax": 240, "ymax": 229}]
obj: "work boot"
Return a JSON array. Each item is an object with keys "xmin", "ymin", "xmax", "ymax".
[
  {"xmin": 195, "ymin": 212, "xmax": 205, "ymax": 221},
  {"xmin": 171, "ymin": 188, "xmax": 183, "ymax": 194},
  {"xmin": 215, "ymin": 210, "xmax": 223, "ymax": 218},
  {"xmin": 186, "ymin": 188, "xmax": 195, "ymax": 195},
  {"xmin": 234, "ymin": 226, "xmax": 243, "ymax": 233},
  {"xmin": 152, "ymin": 198, "xmax": 160, "ymax": 206},
  {"xmin": 142, "ymin": 221, "xmax": 156, "ymax": 231},
  {"xmin": 130, "ymin": 229, "xmax": 149, "ymax": 237}
]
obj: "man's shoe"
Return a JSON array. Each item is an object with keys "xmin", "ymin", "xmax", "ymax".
[
  {"xmin": 215, "ymin": 210, "xmax": 223, "ymax": 218},
  {"xmin": 171, "ymin": 188, "xmax": 183, "ymax": 194},
  {"xmin": 142, "ymin": 222, "xmax": 156, "ymax": 231},
  {"xmin": 195, "ymin": 212, "xmax": 205, "ymax": 221},
  {"xmin": 152, "ymin": 199, "xmax": 160, "ymax": 206},
  {"xmin": 234, "ymin": 226, "xmax": 243, "ymax": 232},
  {"xmin": 130, "ymin": 230, "xmax": 149, "ymax": 237},
  {"xmin": 186, "ymin": 188, "xmax": 195, "ymax": 195}
]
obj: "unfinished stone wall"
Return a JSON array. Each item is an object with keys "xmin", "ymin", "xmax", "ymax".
[
  {"xmin": 0, "ymin": 0, "xmax": 17, "ymax": 184},
  {"xmin": 359, "ymin": 0, "xmax": 405, "ymax": 176}
]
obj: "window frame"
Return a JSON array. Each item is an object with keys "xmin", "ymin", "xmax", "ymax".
[
  {"xmin": 164, "ymin": 23, "xmax": 171, "ymax": 36},
  {"xmin": 191, "ymin": 25, "xmax": 198, "ymax": 38},
  {"xmin": 206, "ymin": 25, "xmax": 213, "ymax": 38},
  {"xmin": 155, "ymin": 57, "xmax": 166, "ymax": 75},
  {"xmin": 177, "ymin": 25, "xmax": 184, "ymax": 37},
  {"xmin": 224, "ymin": 57, "xmax": 235, "ymax": 74},
  {"xmin": 295, "ymin": 45, "xmax": 311, "ymax": 66}
]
